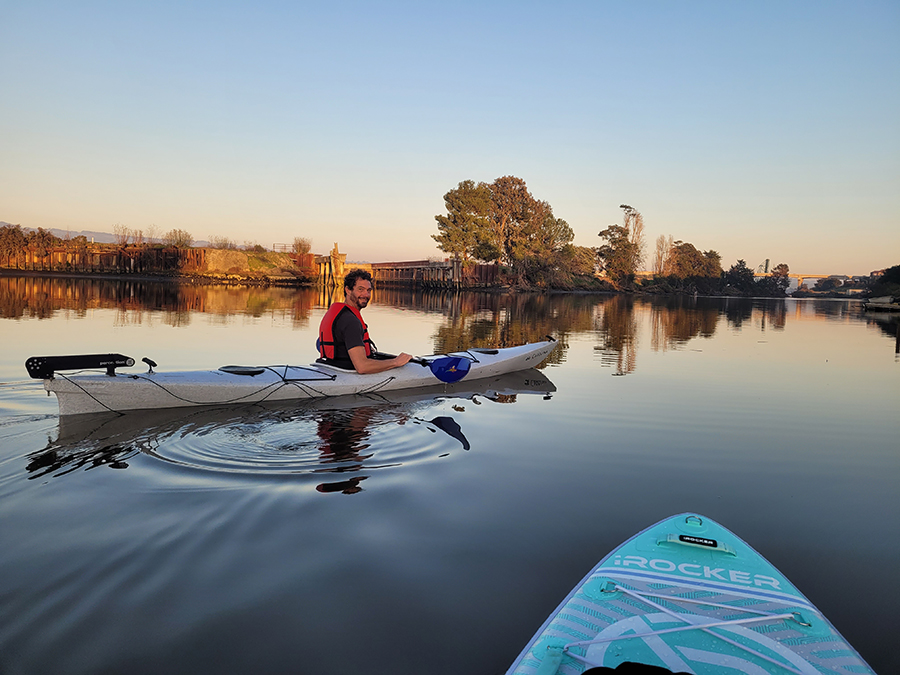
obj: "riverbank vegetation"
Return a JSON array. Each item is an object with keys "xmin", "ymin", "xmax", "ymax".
[
  {"xmin": 432, "ymin": 176, "xmax": 892, "ymax": 297},
  {"xmin": 0, "ymin": 224, "xmax": 314, "ymax": 283},
  {"xmin": 592, "ymin": 205, "xmax": 793, "ymax": 297},
  {"xmin": 4, "ymin": 197, "xmax": 893, "ymax": 297},
  {"xmin": 431, "ymin": 176, "xmax": 598, "ymax": 289},
  {"xmin": 430, "ymin": 176, "xmax": 794, "ymax": 295},
  {"xmin": 866, "ymin": 265, "xmax": 900, "ymax": 298}
]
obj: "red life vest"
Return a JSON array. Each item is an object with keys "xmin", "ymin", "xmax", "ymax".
[{"xmin": 318, "ymin": 303, "xmax": 374, "ymax": 362}]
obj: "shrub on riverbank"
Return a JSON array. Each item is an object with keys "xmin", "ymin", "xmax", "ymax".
[{"xmin": 869, "ymin": 264, "xmax": 900, "ymax": 298}]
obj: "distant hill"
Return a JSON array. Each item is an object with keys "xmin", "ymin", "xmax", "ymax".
[
  {"xmin": 32, "ymin": 227, "xmax": 119, "ymax": 244},
  {"xmin": 1, "ymin": 223, "xmax": 209, "ymax": 247}
]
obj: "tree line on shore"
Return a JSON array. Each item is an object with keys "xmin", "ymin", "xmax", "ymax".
[
  {"xmin": 0, "ymin": 223, "xmax": 198, "ymax": 256},
  {"xmin": 432, "ymin": 175, "xmax": 886, "ymax": 296},
  {"xmin": 0, "ymin": 223, "xmax": 313, "ymax": 266},
  {"xmin": 4, "ymin": 179, "xmax": 893, "ymax": 297}
]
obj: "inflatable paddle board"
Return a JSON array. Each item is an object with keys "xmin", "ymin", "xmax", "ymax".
[{"xmin": 507, "ymin": 513, "xmax": 874, "ymax": 674}]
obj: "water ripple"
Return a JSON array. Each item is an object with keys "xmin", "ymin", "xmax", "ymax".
[
  {"xmin": 143, "ymin": 405, "xmax": 463, "ymax": 476},
  {"xmin": 25, "ymin": 370, "xmax": 555, "ymax": 483}
]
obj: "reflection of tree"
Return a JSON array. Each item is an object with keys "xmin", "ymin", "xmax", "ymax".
[
  {"xmin": 867, "ymin": 315, "xmax": 900, "ymax": 346},
  {"xmin": 0, "ymin": 276, "xmax": 34, "ymax": 319},
  {"xmin": 861, "ymin": 310, "xmax": 900, "ymax": 356},
  {"xmin": 0, "ymin": 275, "xmax": 317, "ymax": 324},
  {"xmin": 369, "ymin": 287, "xmax": 453, "ymax": 312},
  {"xmin": 290, "ymin": 289, "xmax": 315, "ymax": 328},
  {"xmin": 595, "ymin": 296, "xmax": 638, "ymax": 375},
  {"xmin": 811, "ymin": 299, "xmax": 854, "ymax": 320},
  {"xmin": 426, "ymin": 292, "xmax": 598, "ymax": 367},
  {"xmin": 649, "ymin": 297, "xmax": 718, "ymax": 351},
  {"xmin": 722, "ymin": 298, "xmax": 755, "ymax": 330},
  {"xmin": 759, "ymin": 301, "xmax": 787, "ymax": 332}
]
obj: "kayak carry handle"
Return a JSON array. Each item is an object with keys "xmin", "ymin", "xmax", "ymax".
[
  {"xmin": 659, "ymin": 533, "xmax": 736, "ymax": 556},
  {"xmin": 25, "ymin": 354, "xmax": 135, "ymax": 379}
]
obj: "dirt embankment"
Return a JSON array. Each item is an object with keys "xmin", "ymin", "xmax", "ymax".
[{"xmin": 202, "ymin": 249, "xmax": 312, "ymax": 284}]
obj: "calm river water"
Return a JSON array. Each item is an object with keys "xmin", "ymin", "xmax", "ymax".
[{"xmin": 0, "ymin": 275, "xmax": 897, "ymax": 674}]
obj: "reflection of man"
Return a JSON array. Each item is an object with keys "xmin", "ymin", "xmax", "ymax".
[{"xmin": 317, "ymin": 269, "xmax": 412, "ymax": 373}]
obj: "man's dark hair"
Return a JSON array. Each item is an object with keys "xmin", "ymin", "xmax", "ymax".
[{"xmin": 344, "ymin": 268, "xmax": 373, "ymax": 291}]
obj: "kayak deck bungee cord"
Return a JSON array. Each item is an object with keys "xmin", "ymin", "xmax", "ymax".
[{"xmin": 27, "ymin": 339, "xmax": 557, "ymax": 416}]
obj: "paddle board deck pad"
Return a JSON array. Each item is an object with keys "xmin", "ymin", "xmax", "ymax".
[
  {"xmin": 506, "ymin": 513, "xmax": 873, "ymax": 675},
  {"xmin": 30, "ymin": 340, "xmax": 556, "ymax": 416}
]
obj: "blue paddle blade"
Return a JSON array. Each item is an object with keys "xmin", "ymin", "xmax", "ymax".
[{"xmin": 429, "ymin": 356, "xmax": 470, "ymax": 383}]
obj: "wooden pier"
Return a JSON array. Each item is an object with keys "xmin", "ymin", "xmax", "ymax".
[
  {"xmin": 314, "ymin": 245, "xmax": 499, "ymax": 289},
  {"xmin": 371, "ymin": 259, "xmax": 498, "ymax": 288},
  {"xmin": 0, "ymin": 244, "xmax": 205, "ymax": 274}
]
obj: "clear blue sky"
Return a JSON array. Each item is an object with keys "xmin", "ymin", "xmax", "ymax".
[{"xmin": 2, "ymin": 0, "xmax": 897, "ymax": 274}]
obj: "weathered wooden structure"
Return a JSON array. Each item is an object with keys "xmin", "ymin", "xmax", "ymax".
[
  {"xmin": 0, "ymin": 245, "xmax": 205, "ymax": 274},
  {"xmin": 287, "ymin": 252, "xmax": 317, "ymax": 279},
  {"xmin": 371, "ymin": 259, "xmax": 498, "ymax": 288},
  {"xmin": 371, "ymin": 260, "xmax": 454, "ymax": 286},
  {"xmin": 1, "ymin": 238, "xmax": 500, "ymax": 289},
  {"xmin": 315, "ymin": 244, "xmax": 349, "ymax": 288}
]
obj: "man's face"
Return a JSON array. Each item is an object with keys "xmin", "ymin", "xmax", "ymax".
[{"xmin": 346, "ymin": 279, "xmax": 372, "ymax": 310}]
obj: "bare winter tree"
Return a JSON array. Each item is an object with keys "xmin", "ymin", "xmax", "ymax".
[
  {"xmin": 620, "ymin": 205, "xmax": 645, "ymax": 272},
  {"xmin": 146, "ymin": 224, "xmax": 160, "ymax": 244},
  {"xmin": 293, "ymin": 237, "xmax": 312, "ymax": 254},
  {"xmin": 112, "ymin": 223, "xmax": 130, "ymax": 246},
  {"xmin": 163, "ymin": 229, "xmax": 194, "ymax": 248},
  {"xmin": 653, "ymin": 234, "xmax": 674, "ymax": 275}
]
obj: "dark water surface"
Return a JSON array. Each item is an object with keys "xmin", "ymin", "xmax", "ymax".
[{"xmin": 1, "ymin": 276, "xmax": 898, "ymax": 674}]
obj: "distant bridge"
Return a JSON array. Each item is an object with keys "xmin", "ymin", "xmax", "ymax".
[
  {"xmin": 755, "ymin": 273, "xmax": 842, "ymax": 287},
  {"xmin": 753, "ymin": 259, "xmax": 856, "ymax": 287}
]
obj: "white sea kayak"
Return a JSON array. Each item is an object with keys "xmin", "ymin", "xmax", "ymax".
[
  {"xmin": 26, "ymin": 368, "xmax": 557, "ymax": 480},
  {"xmin": 27, "ymin": 339, "xmax": 557, "ymax": 416},
  {"xmin": 507, "ymin": 513, "xmax": 874, "ymax": 675}
]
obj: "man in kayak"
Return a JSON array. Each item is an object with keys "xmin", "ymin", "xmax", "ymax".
[{"xmin": 318, "ymin": 269, "xmax": 413, "ymax": 373}]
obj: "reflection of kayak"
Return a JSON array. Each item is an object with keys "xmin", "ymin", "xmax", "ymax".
[
  {"xmin": 28, "ymin": 369, "xmax": 556, "ymax": 479},
  {"xmin": 30, "ymin": 339, "xmax": 557, "ymax": 416},
  {"xmin": 53, "ymin": 367, "xmax": 556, "ymax": 440},
  {"xmin": 507, "ymin": 513, "xmax": 874, "ymax": 675}
]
